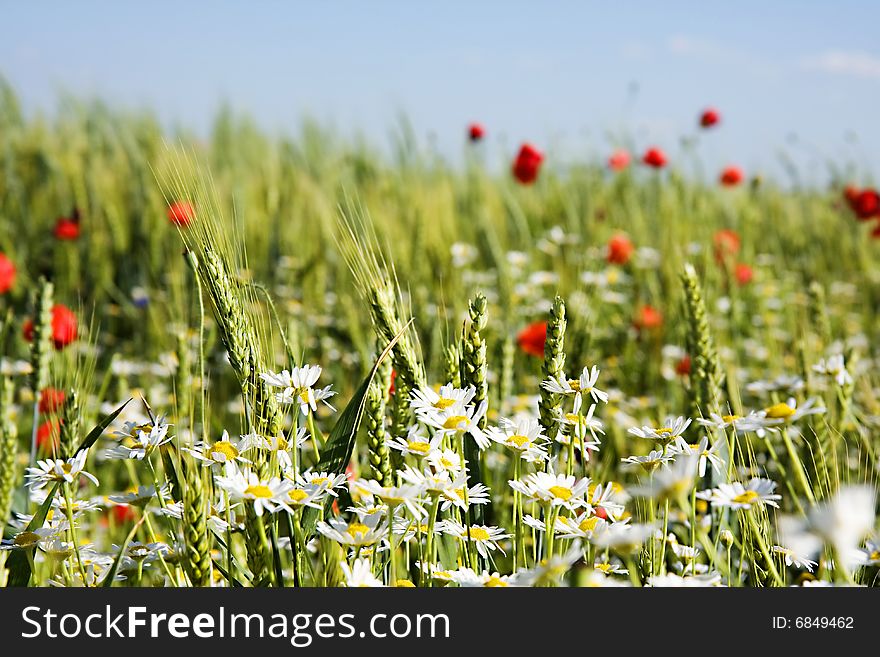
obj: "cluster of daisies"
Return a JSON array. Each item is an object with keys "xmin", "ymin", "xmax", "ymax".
[{"xmin": 3, "ymin": 356, "xmax": 878, "ymax": 588}]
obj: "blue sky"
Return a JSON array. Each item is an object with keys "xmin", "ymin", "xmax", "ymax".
[{"xmin": 2, "ymin": 1, "xmax": 879, "ymax": 183}]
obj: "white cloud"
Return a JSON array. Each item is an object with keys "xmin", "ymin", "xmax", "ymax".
[
  {"xmin": 666, "ymin": 35, "xmax": 721, "ymax": 56},
  {"xmin": 801, "ymin": 50, "xmax": 880, "ymax": 80}
]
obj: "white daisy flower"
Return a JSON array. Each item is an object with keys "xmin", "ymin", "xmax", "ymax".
[
  {"xmin": 439, "ymin": 482, "xmax": 490, "ymax": 512},
  {"xmin": 353, "ymin": 480, "xmax": 425, "ymax": 518},
  {"xmin": 487, "ymin": 416, "xmax": 548, "ymax": 462},
  {"xmin": 669, "ymin": 436, "xmax": 724, "ymax": 477},
  {"xmin": 437, "ymin": 520, "xmax": 510, "ymax": 558},
  {"xmin": 385, "ymin": 426, "xmax": 442, "ymax": 458},
  {"xmin": 628, "ymin": 416, "xmax": 692, "ymax": 444},
  {"xmin": 260, "ymin": 365, "xmax": 336, "ymax": 416},
  {"xmin": 812, "ymin": 354, "xmax": 853, "ymax": 387},
  {"xmin": 185, "ymin": 430, "xmax": 250, "ymax": 470},
  {"xmin": 214, "ymin": 469, "xmax": 295, "ymax": 516},
  {"xmin": 697, "ymin": 478, "xmax": 781, "ymax": 510},
  {"xmin": 317, "ymin": 514, "xmax": 387, "ymax": 547},
  {"xmin": 341, "ymin": 558, "xmax": 384, "ymax": 587},
  {"xmin": 106, "ymin": 416, "xmax": 173, "ymax": 460},
  {"xmin": 420, "ymin": 399, "xmax": 490, "ymax": 450},
  {"xmin": 508, "ymin": 471, "xmax": 590, "ymax": 511},
  {"xmin": 410, "ymin": 384, "xmax": 475, "ymax": 416},
  {"xmin": 25, "ymin": 451, "xmax": 99, "ymax": 490},
  {"xmin": 425, "ymin": 448, "xmax": 463, "ymax": 474}
]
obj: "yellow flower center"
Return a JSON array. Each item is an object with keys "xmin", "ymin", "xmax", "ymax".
[
  {"xmin": 289, "ymin": 489, "xmax": 309, "ymax": 503},
  {"xmin": 722, "ymin": 414, "xmax": 739, "ymax": 423},
  {"xmin": 764, "ymin": 403, "xmax": 795, "ymax": 419},
  {"xmin": 311, "ymin": 476, "xmax": 330, "ymax": 486},
  {"xmin": 244, "ymin": 484, "xmax": 274, "ymax": 499},
  {"xmin": 440, "ymin": 457, "xmax": 455, "ymax": 468},
  {"xmin": 595, "ymin": 563, "xmax": 614, "ymax": 574},
  {"xmin": 485, "ymin": 576, "xmax": 508, "ymax": 587},
  {"xmin": 578, "ymin": 517, "xmax": 600, "ymax": 532},
  {"xmin": 506, "ymin": 434, "xmax": 531, "ymax": 449},
  {"xmin": 548, "ymin": 485, "xmax": 573, "ymax": 501},
  {"xmin": 395, "ymin": 579, "xmax": 415, "ymax": 587},
  {"xmin": 443, "ymin": 415, "xmax": 468, "ymax": 430},
  {"xmin": 433, "ymin": 397, "xmax": 456, "ymax": 410},
  {"xmin": 129, "ymin": 423, "xmax": 153, "ymax": 437},
  {"xmin": 567, "ymin": 380, "xmax": 582, "ymax": 391},
  {"xmin": 468, "ymin": 527, "xmax": 490, "ymax": 541},
  {"xmin": 347, "ymin": 523, "xmax": 370, "ymax": 537},
  {"xmin": 211, "ymin": 441, "xmax": 239, "ymax": 461},
  {"xmin": 656, "ymin": 427, "xmax": 673, "ymax": 435},
  {"xmin": 732, "ymin": 490, "xmax": 760, "ymax": 505},
  {"xmin": 408, "ymin": 441, "xmax": 432, "ymax": 455}
]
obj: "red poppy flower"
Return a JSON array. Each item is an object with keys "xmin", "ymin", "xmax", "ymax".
[
  {"xmin": 468, "ymin": 123, "xmax": 485, "ymax": 142},
  {"xmin": 167, "ymin": 200, "xmax": 195, "ymax": 227},
  {"xmin": 720, "ymin": 165, "xmax": 744, "ymax": 187},
  {"xmin": 593, "ymin": 506, "xmax": 608, "ymax": 520},
  {"xmin": 713, "ymin": 229, "xmax": 741, "ymax": 263},
  {"xmin": 517, "ymin": 321, "xmax": 547, "ymax": 358},
  {"xmin": 111, "ymin": 504, "xmax": 138, "ymax": 524},
  {"xmin": 848, "ymin": 188, "xmax": 880, "ymax": 221},
  {"xmin": 700, "ymin": 108, "xmax": 720, "ymax": 128},
  {"xmin": 634, "ymin": 305, "xmax": 663, "ymax": 331},
  {"xmin": 53, "ymin": 217, "xmax": 80, "ymax": 240},
  {"xmin": 0, "ymin": 253, "xmax": 15, "ymax": 294},
  {"xmin": 23, "ymin": 304, "xmax": 78, "ymax": 349},
  {"xmin": 606, "ymin": 233, "xmax": 634, "ymax": 265},
  {"xmin": 675, "ymin": 355, "xmax": 692, "ymax": 377},
  {"xmin": 388, "ymin": 369, "xmax": 398, "ymax": 396},
  {"xmin": 642, "ymin": 147, "xmax": 667, "ymax": 169},
  {"xmin": 608, "ymin": 149, "xmax": 631, "ymax": 172},
  {"xmin": 512, "ymin": 143, "xmax": 544, "ymax": 184},
  {"xmin": 39, "ymin": 388, "xmax": 66, "ymax": 415},
  {"xmin": 735, "ymin": 263, "xmax": 754, "ymax": 286},
  {"xmin": 36, "ymin": 419, "xmax": 61, "ymax": 453}
]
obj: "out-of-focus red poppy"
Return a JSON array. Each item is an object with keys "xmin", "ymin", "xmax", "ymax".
[
  {"xmin": 634, "ymin": 304, "xmax": 663, "ymax": 331},
  {"xmin": 517, "ymin": 321, "xmax": 547, "ymax": 358},
  {"xmin": 512, "ymin": 143, "xmax": 544, "ymax": 184},
  {"xmin": 675, "ymin": 355, "xmax": 692, "ymax": 377},
  {"xmin": 36, "ymin": 419, "xmax": 61, "ymax": 453},
  {"xmin": 53, "ymin": 216, "xmax": 80, "ymax": 240},
  {"xmin": 111, "ymin": 504, "xmax": 138, "ymax": 524},
  {"xmin": 608, "ymin": 149, "xmax": 631, "ymax": 172},
  {"xmin": 39, "ymin": 388, "xmax": 66, "ymax": 415},
  {"xmin": 23, "ymin": 304, "xmax": 78, "ymax": 349},
  {"xmin": 720, "ymin": 166, "xmax": 744, "ymax": 187},
  {"xmin": 0, "ymin": 253, "xmax": 16, "ymax": 294},
  {"xmin": 642, "ymin": 147, "xmax": 667, "ymax": 169},
  {"xmin": 389, "ymin": 369, "xmax": 398, "ymax": 396},
  {"xmin": 713, "ymin": 229, "xmax": 741, "ymax": 263},
  {"xmin": 700, "ymin": 108, "xmax": 720, "ymax": 128},
  {"xmin": 846, "ymin": 187, "xmax": 880, "ymax": 221},
  {"xmin": 872, "ymin": 221, "xmax": 880, "ymax": 239},
  {"xmin": 168, "ymin": 200, "xmax": 195, "ymax": 227},
  {"xmin": 593, "ymin": 506, "xmax": 608, "ymax": 520},
  {"xmin": 468, "ymin": 123, "xmax": 485, "ymax": 142},
  {"xmin": 606, "ymin": 233, "xmax": 634, "ymax": 265},
  {"xmin": 735, "ymin": 263, "xmax": 754, "ymax": 286}
]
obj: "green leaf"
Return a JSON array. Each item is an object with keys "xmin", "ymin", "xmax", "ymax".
[
  {"xmin": 69, "ymin": 398, "xmax": 132, "ymax": 458},
  {"xmin": 301, "ymin": 325, "xmax": 406, "ymax": 538},
  {"xmin": 5, "ymin": 482, "xmax": 60, "ymax": 587}
]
